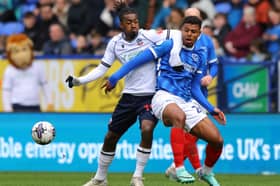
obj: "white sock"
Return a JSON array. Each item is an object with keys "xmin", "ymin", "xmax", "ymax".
[
  {"xmin": 195, "ymin": 167, "xmax": 202, "ymax": 174},
  {"xmin": 202, "ymin": 165, "xmax": 213, "ymax": 175},
  {"xmin": 94, "ymin": 151, "xmax": 115, "ymax": 180},
  {"xmin": 132, "ymin": 146, "xmax": 151, "ymax": 178},
  {"xmin": 175, "ymin": 165, "xmax": 185, "ymax": 172},
  {"xmin": 170, "ymin": 162, "xmax": 175, "ymax": 169}
]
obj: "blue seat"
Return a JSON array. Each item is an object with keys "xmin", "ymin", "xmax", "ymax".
[
  {"xmin": 15, "ymin": 4, "xmax": 36, "ymax": 21},
  {"xmin": 0, "ymin": 22, "xmax": 24, "ymax": 35}
]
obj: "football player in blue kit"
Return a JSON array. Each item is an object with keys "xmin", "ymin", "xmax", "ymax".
[{"xmin": 104, "ymin": 16, "xmax": 226, "ymax": 186}]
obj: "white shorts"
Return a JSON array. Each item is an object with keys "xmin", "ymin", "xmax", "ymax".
[
  {"xmin": 192, "ymin": 99, "xmax": 208, "ymax": 115},
  {"xmin": 151, "ymin": 90, "xmax": 207, "ymax": 132}
]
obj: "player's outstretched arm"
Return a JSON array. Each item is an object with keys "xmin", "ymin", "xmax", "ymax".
[
  {"xmin": 65, "ymin": 75, "xmax": 80, "ymax": 88},
  {"xmin": 107, "ymin": 39, "xmax": 173, "ymax": 90},
  {"xmin": 65, "ymin": 63, "xmax": 109, "ymax": 88},
  {"xmin": 105, "ymin": 49, "xmax": 155, "ymax": 92},
  {"xmin": 191, "ymin": 73, "xmax": 226, "ymax": 125}
]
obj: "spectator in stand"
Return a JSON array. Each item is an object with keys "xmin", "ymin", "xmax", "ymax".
[
  {"xmin": 34, "ymin": 0, "xmax": 54, "ymax": 16},
  {"xmin": 0, "ymin": 1, "xmax": 14, "ymax": 19},
  {"xmin": 83, "ymin": 0, "xmax": 104, "ymax": 32},
  {"xmin": 212, "ymin": 36, "xmax": 225, "ymax": 57},
  {"xmin": 87, "ymin": 31, "xmax": 106, "ymax": 55},
  {"xmin": 67, "ymin": 0, "xmax": 94, "ymax": 39},
  {"xmin": 0, "ymin": 9, "xmax": 17, "ymax": 22},
  {"xmin": 227, "ymin": 0, "xmax": 244, "ymax": 29},
  {"xmin": 36, "ymin": 4, "xmax": 59, "ymax": 52},
  {"xmin": 213, "ymin": 12, "xmax": 231, "ymax": 50},
  {"xmin": 151, "ymin": 0, "xmax": 177, "ymax": 29},
  {"xmin": 151, "ymin": 0, "xmax": 188, "ymax": 29},
  {"xmin": 262, "ymin": 8, "xmax": 280, "ymax": 60},
  {"xmin": 42, "ymin": 23, "xmax": 72, "ymax": 55},
  {"xmin": 72, "ymin": 35, "xmax": 91, "ymax": 55},
  {"xmin": 52, "ymin": 0, "xmax": 70, "ymax": 29},
  {"xmin": 22, "ymin": 11, "xmax": 40, "ymax": 53},
  {"xmin": 190, "ymin": 0, "xmax": 216, "ymax": 20},
  {"xmin": 201, "ymin": 20, "xmax": 214, "ymax": 37},
  {"xmin": 224, "ymin": 5, "xmax": 263, "ymax": 59},
  {"xmin": 246, "ymin": 38, "xmax": 270, "ymax": 62},
  {"xmin": 272, "ymin": 0, "xmax": 280, "ymax": 11},
  {"xmin": 166, "ymin": 7, "xmax": 184, "ymax": 29},
  {"xmin": 246, "ymin": 0, "xmax": 271, "ymax": 28},
  {"xmin": 95, "ymin": 0, "xmax": 121, "ymax": 37}
]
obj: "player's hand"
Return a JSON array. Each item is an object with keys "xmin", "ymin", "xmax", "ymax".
[
  {"xmin": 201, "ymin": 75, "xmax": 213, "ymax": 86},
  {"xmin": 211, "ymin": 108, "xmax": 226, "ymax": 125},
  {"xmin": 102, "ymin": 80, "xmax": 115, "ymax": 94},
  {"xmin": 113, "ymin": 0, "xmax": 127, "ymax": 11},
  {"xmin": 65, "ymin": 75, "xmax": 80, "ymax": 88}
]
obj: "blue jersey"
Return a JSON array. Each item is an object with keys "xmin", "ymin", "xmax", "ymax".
[
  {"xmin": 150, "ymin": 40, "xmax": 205, "ymax": 102},
  {"xmin": 108, "ymin": 39, "xmax": 215, "ymax": 113}
]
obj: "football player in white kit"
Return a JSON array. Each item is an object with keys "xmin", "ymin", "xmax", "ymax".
[{"xmin": 65, "ymin": 3, "xmax": 183, "ymax": 186}]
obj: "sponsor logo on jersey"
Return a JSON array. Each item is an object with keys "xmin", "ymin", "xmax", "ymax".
[
  {"xmin": 183, "ymin": 63, "xmax": 196, "ymax": 73},
  {"xmin": 191, "ymin": 53, "xmax": 199, "ymax": 62},
  {"xmin": 136, "ymin": 38, "xmax": 144, "ymax": 45}
]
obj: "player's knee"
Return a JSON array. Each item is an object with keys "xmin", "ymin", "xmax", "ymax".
[
  {"xmin": 104, "ymin": 131, "xmax": 121, "ymax": 145},
  {"xmin": 215, "ymin": 136, "xmax": 224, "ymax": 149},
  {"xmin": 141, "ymin": 122, "xmax": 155, "ymax": 134},
  {"xmin": 171, "ymin": 114, "xmax": 186, "ymax": 128}
]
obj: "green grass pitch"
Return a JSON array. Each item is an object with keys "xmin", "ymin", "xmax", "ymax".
[{"xmin": 0, "ymin": 172, "xmax": 279, "ymax": 186}]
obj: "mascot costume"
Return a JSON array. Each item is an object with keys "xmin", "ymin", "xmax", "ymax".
[{"xmin": 2, "ymin": 33, "xmax": 53, "ymax": 112}]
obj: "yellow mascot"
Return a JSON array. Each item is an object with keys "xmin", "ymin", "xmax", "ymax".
[{"xmin": 2, "ymin": 33, "xmax": 53, "ymax": 112}]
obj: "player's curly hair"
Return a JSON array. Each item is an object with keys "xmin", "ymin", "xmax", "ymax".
[
  {"xmin": 114, "ymin": 0, "xmax": 137, "ymax": 22},
  {"xmin": 180, "ymin": 16, "xmax": 202, "ymax": 29}
]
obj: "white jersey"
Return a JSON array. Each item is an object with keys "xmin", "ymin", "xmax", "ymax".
[
  {"xmin": 2, "ymin": 62, "xmax": 51, "ymax": 107},
  {"xmin": 102, "ymin": 29, "xmax": 167, "ymax": 95}
]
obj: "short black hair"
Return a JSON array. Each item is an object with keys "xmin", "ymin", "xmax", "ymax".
[
  {"xmin": 180, "ymin": 16, "xmax": 202, "ymax": 28},
  {"xmin": 114, "ymin": 1, "xmax": 137, "ymax": 22},
  {"xmin": 23, "ymin": 11, "xmax": 35, "ymax": 19},
  {"xmin": 118, "ymin": 7, "xmax": 138, "ymax": 22}
]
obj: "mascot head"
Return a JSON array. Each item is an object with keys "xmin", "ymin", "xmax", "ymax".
[{"xmin": 6, "ymin": 33, "xmax": 34, "ymax": 69}]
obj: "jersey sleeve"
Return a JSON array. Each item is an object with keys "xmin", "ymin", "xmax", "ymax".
[
  {"xmin": 100, "ymin": 38, "xmax": 117, "ymax": 67},
  {"xmin": 142, "ymin": 29, "xmax": 166, "ymax": 44},
  {"xmin": 149, "ymin": 39, "xmax": 173, "ymax": 59},
  {"xmin": 191, "ymin": 73, "xmax": 215, "ymax": 113}
]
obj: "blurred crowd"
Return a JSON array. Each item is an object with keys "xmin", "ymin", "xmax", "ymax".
[{"xmin": 0, "ymin": 0, "xmax": 279, "ymax": 62}]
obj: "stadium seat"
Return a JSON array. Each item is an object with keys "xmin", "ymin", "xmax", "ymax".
[{"xmin": 0, "ymin": 22, "xmax": 24, "ymax": 35}]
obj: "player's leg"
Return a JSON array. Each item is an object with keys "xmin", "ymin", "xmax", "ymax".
[
  {"xmin": 163, "ymin": 103, "xmax": 195, "ymax": 183},
  {"xmin": 190, "ymin": 117, "xmax": 223, "ymax": 186},
  {"xmin": 152, "ymin": 90, "xmax": 195, "ymax": 183},
  {"xmin": 184, "ymin": 100, "xmax": 205, "ymax": 172},
  {"xmin": 83, "ymin": 95, "xmax": 137, "ymax": 186},
  {"xmin": 130, "ymin": 95, "xmax": 158, "ymax": 186},
  {"xmin": 184, "ymin": 132, "xmax": 201, "ymax": 171},
  {"xmin": 165, "ymin": 132, "xmax": 200, "ymax": 181}
]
